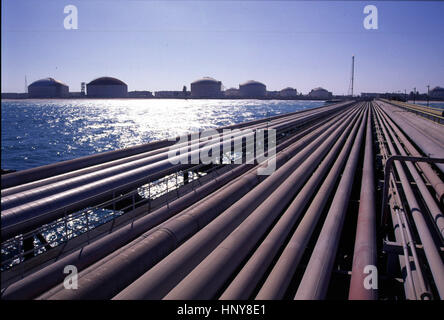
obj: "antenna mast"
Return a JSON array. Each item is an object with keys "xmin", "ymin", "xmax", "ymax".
[
  {"xmin": 351, "ymin": 55, "xmax": 354, "ymax": 97},
  {"xmin": 347, "ymin": 56, "xmax": 355, "ymax": 97}
]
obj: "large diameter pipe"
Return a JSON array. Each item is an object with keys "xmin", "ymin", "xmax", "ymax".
[
  {"xmin": 2, "ymin": 105, "xmax": 351, "ymax": 300},
  {"xmin": 374, "ymin": 105, "xmax": 430, "ymax": 299},
  {"xmin": 385, "ymin": 112, "xmax": 444, "ymax": 207},
  {"xmin": 1, "ymin": 163, "xmax": 251, "ymax": 299},
  {"xmin": 376, "ymin": 102, "xmax": 444, "ymax": 239},
  {"xmin": 255, "ymin": 105, "xmax": 365, "ymax": 300},
  {"xmin": 1, "ymin": 104, "xmax": 324, "ymax": 201},
  {"xmin": 1, "ymin": 105, "xmax": 344, "ymax": 240},
  {"xmin": 348, "ymin": 106, "xmax": 377, "ymax": 300},
  {"xmin": 2, "ymin": 101, "xmax": 351, "ymax": 194},
  {"xmin": 379, "ymin": 101, "xmax": 444, "ymax": 173},
  {"xmin": 217, "ymin": 106, "xmax": 364, "ymax": 300},
  {"xmin": 156, "ymin": 106, "xmax": 363, "ymax": 300},
  {"xmin": 294, "ymin": 104, "xmax": 367, "ymax": 300},
  {"xmin": 374, "ymin": 104, "xmax": 444, "ymax": 299},
  {"xmin": 41, "ymin": 106, "xmax": 358, "ymax": 300},
  {"xmin": 1, "ymin": 102, "xmax": 342, "ymax": 190},
  {"xmin": 1, "ymin": 111, "xmax": 299, "ymax": 209},
  {"xmin": 111, "ymin": 106, "xmax": 361, "ymax": 300}
]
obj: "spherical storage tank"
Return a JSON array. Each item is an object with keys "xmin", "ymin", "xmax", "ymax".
[
  {"xmin": 87, "ymin": 77, "xmax": 128, "ymax": 98},
  {"xmin": 239, "ymin": 80, "xmax": 266, "ymax": 98},
  {"xmin": 28, "ymin": 78, "xmax": 69, "ymax": 98},
  {"xmin": 190, "ymin": 77, "xmax": 222, "ymax": 98}
]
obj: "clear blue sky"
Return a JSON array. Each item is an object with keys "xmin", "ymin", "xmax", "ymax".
[{"xmin": 2, "ymin": 0, "xmax": 443, "ymax": 95}]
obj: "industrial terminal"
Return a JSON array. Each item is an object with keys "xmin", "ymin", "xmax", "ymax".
[{"xmin": 3, "ymin": 75, "xmax": 443, "ymax": 101}]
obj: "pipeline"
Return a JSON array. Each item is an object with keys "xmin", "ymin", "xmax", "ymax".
[
  {"xmin": 1, "ymin": 101, "xmax": 349, "ymax": 189},
  {"xmin": 348, "ymin": 106, "xmax": 377, "ymax": 300},
  {"xmin": 255, "ymin": 104, "xmax": 366, "ymax": 300},
  {"xmin": 1, "ymin": 102, "xmax": 351, "ymax": 240},
  {"xmin": 374, "ymin": 102, "xmax": 444, "ymax": 239},
  {"xmin": 373, "ymin": 104, "xmax": 432, "ymax": 299},
  {"xmin": 1, "ymin": 104, "xmax": 332, "ymax": 199},
  {"xmin": 38, "ymin": 105, "xmax": 359, "ymax": 299},
  {"xmin": 377, "ymin": 100, "xmax": 444, "ymax": 174},
  {"xmin": 293, "ymin": 103, "xmax": 367, "ymax": 299},
  {"xmin": 2, "ymin": 103, "xmax": 354, "ymax": 300},
  {"xmin": 151, "ymin": 105, "xmax": 364, "ymax": 300},
  {"xmin": 215, "ymin": 105, "xmax": 365, "ymax": 300},
  {"xmin": 377, "ymin": 104, "xmax": 444, "ymax": 206},
  {"xmin": 373, "ymin": 103, "xmax": 444, "ymax": 298}
]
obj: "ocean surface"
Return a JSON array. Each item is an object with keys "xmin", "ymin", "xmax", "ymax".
[
  {"xmin": 1, "ymin": 99, "xmax": 325, "ymax": 171},
  {"xmin": 409, "ymin": 101, "xmax": 444, "ymax": 109}
]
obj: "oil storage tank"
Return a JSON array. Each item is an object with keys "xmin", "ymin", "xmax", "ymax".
[
  {"xmin": 190, "ymin": 77, "xmax": 222, "ymax": 98},
  {"xmin": 280, "ymin": 87, "xmax": 298, "ymax": 98},
  {"xmin": 308, "ymin": 87, "xmax": 333, "ymax": 99},
  {"xmin": 239, "ymin": 80, "xmax": 266, "ymax": 98},
  {"xmin": 87, "ymin": 77, "xmax": 128, "ymax": 98},
  {"xmin": 28, "ymin": 78, "xmax": 69, "ymax": 98},
  {"xmin": 430, "ymin": 86, "xmax": 444, "ymax": 100}
]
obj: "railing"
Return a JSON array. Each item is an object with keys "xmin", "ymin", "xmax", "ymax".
[
  {"xmin": 0, "ymin": 165, "xmax": 210, "ymax": 272},
  {"xmin": 380, "ymin": 99, "xmax": 444, "ymax": 124},
  {"xmin": 380, "ymin": 155, "xmax": 444, "ymax": 228},
  {"xmin": 0, "ymin": 120, "xmax": 297, "ymax": 273}
]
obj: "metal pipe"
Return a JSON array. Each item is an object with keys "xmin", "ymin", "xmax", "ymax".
[
  {"xmin": 159, "ymin": 106, "xmax": 364, "ymax": 300},
  {"xmin": 376, "ymin": 103, "xmax": 444, "ymax": 239},
  {"xmin": 379, "ymin": 106, "xmax": 444, "ymax": 206},
  {"xmin": 294, "ymin": 104, "xmax": 366, "ymax": 299},
  {"xmin": 2, "ymin": 105, "xmax": 353, "ymax": 300},
  {"xmin": 217, "ymin": 105, "xmax": 364, "ymax": 300},
  {"xmin": 2, "ymin": 103, "xmax": 349, "ymax": 239},
  {"xmin": 373, "ymin": 104, "xmax": 444, "ymax": 299},
  {"xmin": 377, "ymin": 101, "xmax": 444, "ymax": 173},
  {"xmin": 255, "ymin": 105, "xmax": 364, "ymax": 300},
  {"xmin": 1, "ymin": 105, "xmax": 325, "ymax": 199},
  {"xmin": 373, "ymin": 106, "xmax": 428, "ymax": 299},
  {"xmin": 1, "ymin": 101, "xmax": 351, "ymax": 189},
  {"xmin": 40, "ymin": 106, "xmax": 359, "ymax": 300},
  {"xmin": 348, "ymin": 106, "xmax": 377, "ymax": 300}
]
